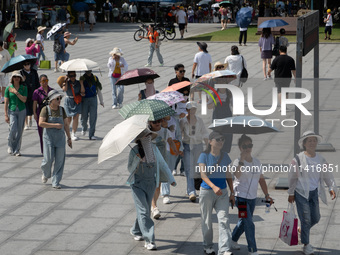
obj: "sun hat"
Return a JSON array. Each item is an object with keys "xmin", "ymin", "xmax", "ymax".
[
  {"xmin": 64, "ymin": 32, "xmax": 72, "ymax": 37},
  {"xmin": 25, "ymin": 38, "xmax": 33, "ymax": 46},
  {"xmin": 214, "ymin": 61, "xmax": 228, "ymax": 71},
  {"xmin": 186, "ymin": 101, "xmax": 197, "ymax": 109},
  {"xmin": 109, "ymin": 47, "xmax": 124, "ymax": 56},
  {"xmin": 135, "ymin": 127, "xmax": 158, "ymax": 141},
  {"xmin": 37, "ymin": 26, "xmax": 47, "ymax": 33},
  {"xmin": 11, "ymin": 70, "xmax": 24, "ymax": 80},
  {"xmin": 47, "ymin": 90, "xmax": 63, "ymax": 102},
  {"xmin": 209, "ymin": 131, "xmax": 224, "ymax": 140},
  {"xmin": 298, "ymin": 130, "xmax": 322, "ymax": 149},
  {"xmin": 327, "ymin": 9, "xmax": 331, "ymax": 13},
  {"xmin": 180, "ymin": 6, "xmax": 184, "ymax": 10},
  {"xmin": 197, "ymin": 42, "xmax": 208, "ymax": 53},
  {"xmin": 57, "ymin": 75, "xmax": 67, "ymax": 88}
]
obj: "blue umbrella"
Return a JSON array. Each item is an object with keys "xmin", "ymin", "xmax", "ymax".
[
  {"xmin": 259, "ymin": 19, "xmax": 289, "ymax": 28},
  {"xmin": 236, "ymin": 7, "xmax": 252, "ymax": 28},
  {"xmin": 84, "ymin": 0, "xmax": 96, "ymax": 4},
  {"xmin": 72, "ymin": 2, "xmax": 89, "ymax": 12},
  {"xmin": 276, "ymin": 1, "xmax": 285, "ymax": 9},
  {"xmin": 209, "ymin": 116, "xmax": 279, "ymax": 134},
  {"xmin": 1, "ymin": 55, "xmax": 38, "ymax": 73}
]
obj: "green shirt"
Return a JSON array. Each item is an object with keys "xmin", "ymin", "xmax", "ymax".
[{"xmin": 4, "ymin": 84, "xmax": 28, "ymax": 111}]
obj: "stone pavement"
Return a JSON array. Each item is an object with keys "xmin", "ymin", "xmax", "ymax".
[{"xmin": 0, "ymin": 23, "xmax": 339, "ymax": 255}]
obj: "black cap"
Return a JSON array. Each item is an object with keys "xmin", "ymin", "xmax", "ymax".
[{"xmin": 197, "ymin": 42, "xmax": 208, "ymax": 53}]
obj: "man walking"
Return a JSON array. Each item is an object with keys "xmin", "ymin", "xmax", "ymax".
[
  {"xmin": 176, "ymin": 6, "xmax": 188, "ymax": 39},
  {"xmin": 140, "ymin": 24, "xmax": 164, "ymax": 67},
  {"xmin": 268, "ymin": 45, "xmax": 296, "ymax": 110}
]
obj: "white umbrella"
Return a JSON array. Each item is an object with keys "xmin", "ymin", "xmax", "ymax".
[
  {"xmin": 211, "ymin": 3, "xmax": 220, "ymax": 8},
  {"xmin": 59, "ymin": 58, "xmax": 100, "ymax": 71},
  {"xmin": 98, "ymin": 115, "xmax": 150, "ymax": 164},
  {"xmin": 46, "ymin": 23, "xmax": 66, "ymax": 39}
]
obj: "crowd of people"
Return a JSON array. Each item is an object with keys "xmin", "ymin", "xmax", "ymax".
[{"xmin": 1, "ymin": 11, "xmax": 338, "ymax": 255}]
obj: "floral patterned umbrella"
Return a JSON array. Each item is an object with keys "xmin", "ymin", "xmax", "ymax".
[
  {"xmin": 191, "ymin": 70, "xmax": 237, "ymax": 90},
  {"xmin": 147, "ymin": 91, "xmax": 184, "ymax": 106},
  {"xmin": 119, "ymin": 99, "xmax": 175, "ymax": 121}
]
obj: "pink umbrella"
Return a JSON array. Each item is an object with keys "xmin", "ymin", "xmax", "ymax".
[
  {"xmin": 115, "ymin": 68, "xmax": 160, "ymax": 85},
  {"xmin": 147, "ymin": 91, "xmax": 184, "ymax": 106}
]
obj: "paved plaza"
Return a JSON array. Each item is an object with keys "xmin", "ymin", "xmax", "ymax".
[{"xmin": 0, "ymin": 23, "xmax": 339, "ymax": 255}]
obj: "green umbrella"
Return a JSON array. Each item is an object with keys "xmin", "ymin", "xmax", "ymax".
[
  {"xmin": 219, "ymin": 1, "xmax": 233, "ymax": 7},
  {"xmin": 119, "ymin": 99, "xmax": 175, "ymax": 121},
  {"xmin": 3, "ymin": 22, "xmax": 15, "ymax": 42}
]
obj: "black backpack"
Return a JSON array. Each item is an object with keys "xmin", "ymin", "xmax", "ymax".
[{"xmin": 53, "ymin": 39, "xmax": 62, "ymax": 53}]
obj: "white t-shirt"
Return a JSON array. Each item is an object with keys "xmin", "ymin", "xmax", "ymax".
[
  {"xmin": 36, "ymin": 10, "xmax": 44, "ymax": 19},
  {"xmin": 129, "ymin": 5, "xmax": 137, "ymax": 14},
  {"xmin": 304, "ymin": 154, "xmax": 321, "ymax": 191},
  {"xmin": 240, "ymin": 27, "xmax": 248, "ymax": 31},
  {"xmin": 193, "ymin": 51, "xmax": 212, "ymax": 76},
  {"xmin": 233, "ymin": 157, "xmax": 263, "ymax": 199},
  {"xmin": 326, "ymin": 14, "xmax": 333, "ymax": 26},
  {"xmin": 173, "ymin": 102, "xmax": 187, "ymax": 116},
  {"xmin": 36, "ymin": 33, "xmax": 44, "ymax": 47},
  {"xmin": 176, "ymin": 10, "xmax": 187, "ymax": 24},
  {"xmin": 224, "ymin": 55, "xmax": 247, "ymax": 77}
]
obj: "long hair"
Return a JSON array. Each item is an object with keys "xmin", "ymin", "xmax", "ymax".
[
  {"xmin": 204, "ymin": 143, "xmax": 211, "ymax": 154},
  {"xmin": 262, "ymin": 28, "xmax": 271, "ymax": 39},
  {"xmin": 136, "ymin": 140, "xmax": 145, "ymax": 159}
]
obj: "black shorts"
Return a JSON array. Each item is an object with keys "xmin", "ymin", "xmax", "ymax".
[
  {"xmin": 325, "ymin": 26, "xmax": 332, "ymax": 35},
  {"xmin": 130, "ymin": 13, "xmax": 136, "ymax": 18},
  {"xmin": 275, "ymin": 78, "xmax": 291, "ymax": 93},
  {"xmin": 179, "ymin": 23, "xmax": 186, "ymax": 31}
]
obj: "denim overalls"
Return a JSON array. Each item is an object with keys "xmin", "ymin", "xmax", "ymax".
[{"xmin": 41, "ymin": 106, "xmax": 66, "ymax": 187}]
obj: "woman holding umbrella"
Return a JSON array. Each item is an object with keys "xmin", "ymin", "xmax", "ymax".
[
  {"xmin": 128, "ymin": 127, "xmax": 176, "ymax": 250},
  {"xmin": 107, "ymin": 47, "xmax": 128, "ymax": 109},
  {"xmin": 4, "ymin": 71, "xmax": 27, "ymax": 156}
]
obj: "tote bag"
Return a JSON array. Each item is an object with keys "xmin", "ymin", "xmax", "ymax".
[
  {"xmin": 279, "ymin": 203, "xmax": 299, "ymax": 246},
  {"xmin": 40, "ymin": 60, "xmax": 51, "ymax": 69}
]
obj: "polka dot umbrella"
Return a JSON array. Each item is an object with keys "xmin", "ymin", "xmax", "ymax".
[{"xmin": 119, "ymin": 99, "xmax": 175, "ymax": 121}]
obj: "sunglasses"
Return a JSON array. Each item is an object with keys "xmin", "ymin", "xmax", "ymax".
[
  {"xmin": 152, "ymin": 120, "xmax": 162, "ymax": 124},
  {"xmin": 178, "ymin": 70, "xmax": 186, "ymax": 73},
  {"xmin": 55, "ymin": 97, "xmax": 62, "ymax": 101},
  {"xmin": 216, "ymin": 66, "xmax": 225, "ymax": 70},
  {"xmin": 13, "ymin": 76, "xmax": 21, "ymax": 79},
  {"xmin": 24, "ymin": 63, "xmax": 31, "ymax": 66},
  {"xmin": 41, "ymin": 79, "xmax": 49, "ymax": 83},
  {"xmin": 214, "ymin": 138, "xmax": 225, "ymax": 142},
  {"xmin": 242, "ymin": 144, "xmax": 253, "ymax": 149}
]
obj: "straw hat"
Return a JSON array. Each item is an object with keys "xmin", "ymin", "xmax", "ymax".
[
  {"xmin": 25, "ymin": 38, "xmax": 33, "ymax": 46},
  {"xmin": 11, "ymin": 70, "xmax": 24, "ymax": 80},
  {"xmin": 214, "ymin": 61, "xmax": 228, "ymax": 71},
  {"xmin": 37, "ymin": 26, "xmax": 47, "ymax": 33},
  {"xmin": 109, "ymin": 47, "xmax": 123, "ymax": 56},
  {"xmin": 298, "ymin": 130, "xmax": 322, "ymax": 149},
  {"xmin": 57, "ymin": 75, "xmax": 67, "ymax": 88},
  {"xmin": 64, "ymin": 32, "xmax": 72, "ymax": 37},
  {"xmin": 47, "ymin": 90, "xmax": 63, "ymax": 102}
]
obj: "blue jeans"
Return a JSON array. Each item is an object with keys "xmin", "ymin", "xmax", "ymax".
[
  {"xmin": 8, "ymin": 108, "xmax": 26, "ymax": 154},
  {"xmin": 130, "ymin": 162, "xmax": 157, "ymax": 243},
  {"xmin": 183, "ymin": 143, "xmax": 203, "ymax": 196},
  {"xmin": 200, "ymin": 187, "xmax": 232, "ymax": 254},
  {"xmin": 110, "ymin": 77, "xmax": 124, "ymax": 106},
  {"xmin": 295, "ymin": 189, "xmax": 320, "ymax": 244},
  {"xmin": 38, "ymin": 49, "xmax": 46, "ymax": 61},
  {"xmin": 81, "ymin": 96, "xmax": 98, "ymax": 138},
  {"xmin": 147, "ymin": 43, "xmax": 163, "ymax": 66},
  {"xmin": 232, "ymin": 197, "xmax": 257, "ymax": 253},
  {"xmin": 161, "ymin": 151, "xmax": 176, "ymax": 196}
]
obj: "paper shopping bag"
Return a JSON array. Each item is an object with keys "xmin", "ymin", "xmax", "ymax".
[
  {"xmin": 279, "ymin": 203, "xmax": 299, "ymax": 246},
  {"xmin": 40, "ymin": 60, "xmax": 51, "ymax": 69}
]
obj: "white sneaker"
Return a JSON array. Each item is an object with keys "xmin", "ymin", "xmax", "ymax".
[
  {"xmin": 90, "ymin": 136, "xmax": 98, "ymax": 140},
  {"xmin": 163, "ymin": 196, "xmax": 171, "ymax": 204},
  {"xmin": 81, "ymin": 130, "xmax": 86, "ymax": 136},
  {"xmin": 7, "ymin": 147, "xmax": 12, "ymax": 155},
  {"xmin": 24, "ymin": 126, "xmax": 29, "ymax": 130},
  {"xmin": 28, "ymin": 119, "xmax": 32, "ymax": 127},
  {"xmin": 130, "ymin": 230, "xmax": 144, "ymax": 241},
  {"xmin": 14, "ymin": 151, "xmax": 21, "ymax": 156},
  {"xmin": 248, "ymin": 252, "xmax": 258, "ymax": 255},
  {"xmin": 303, "ymin": 244, "xmax": 314, "ymax": 255},
  {"xmin": 42, "ymin": 175, "xmax": 48, "ymax": 183},
  {"xmin": 54, "ymin": 68, "xmax": 59, "ymax": 72},
  {"xmin": 204, "ymin": 247, "xmax": 216, "ymax": 255},
  {"xmin": 222, "ymin": 251, "xmax": 233, "ymax": 255},
  {"xmin": 151, "ymin": 207, "xmax": 161, "ymax": 219},
  {"xmin": 71, "ymin": 132, "xmax": 79, "ymax": 141},
  {"xmin": 189, "ymin": 194, "xmax": 196, "ymax": 202},
  {"xmin": 144, "ymin": 64, "xmax": 152, "ymax": 67},
  {"xmin": 172, "ymin": 170, "xmax": 177, "ymax": 176},
  {"xmin": 112, "ymin": 105, "xmax": 117, "ymax": 109},
  {"xmin": 144, "ymin": 242, "xmax": 157, "ymax": 250},
  {"xmin": 231, "ymin": 241, "xmax": 240, "ymax": 250}
]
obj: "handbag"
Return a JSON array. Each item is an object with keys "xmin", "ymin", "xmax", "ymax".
[
  {"xmin": 279, "ymin": 203, "xmax": 299, "ymax": 246},
  {"xmin": 170, "ymin": 140, "xmax": 180, "ymax": 155},
  {"xmin": 40, "ymin": 60, "xmax": 51, "ymax": 69},
  {"xmin": 240, "ymin": 55, "xmax": 248, "ymax": 84},
  {"xmin": 70, "ymin": 82, "xmax": 82, "ymax": 105}
]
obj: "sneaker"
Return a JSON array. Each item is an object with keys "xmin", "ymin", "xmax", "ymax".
[
  {"xmin": 71, "ymin": 132, "xmax": 79, "ymax": 141},
  {"xmin": 303, "ymin": 244, "xmax": 314, "ymax": 255},
  {"xmin": 54, "ymin": 68, "xmax": 59, "ymax": 72},
  {"xmin": 42, "ymin": 175, "xmax": 48, "ymax": 183},
  {"xmin": 119, "ymin": 103, "xmax": 123, "ymax": 108},
  {"xmin": 7, "ymin": 147, "xmax": 12, "ymax": 155},
  {"xmin": 204, "ymin": 248, "xmax": 216, "ymax": 255},
  {"xmin": 28, "ymin": 119, "xmax": 32, "ymax": 127},
  {"xmin": 144, "ymin": 64, "xmax": 152, "ymax": 67},
  {"xmin": 144, "ymin": 242, "xmax": 157, "ymax": 250},
  {"xmin": 151, "ymin": 207, "xmax": 161, "ymax": 219},
  {"xmin": 14, "ymin": 151, "xmax": 21, "ymax": 156},
  {"xmin": 112, "ymin": 105, "xmax": 117, "ymax": 109},
  {"xmin": 81, "ymin": 130, "xmax": 86, "ymax": 136},
  {"xmin": 263, "ymin": 77, "xmax": 267, "ymax": 81},
  {"xmin": 130, "ymin": 230, "xmax": 144, "ymax": 241},
  {"xmin": 53, "ymin": 185, "xmax": 61, "ymax": 189},
  {"xmin": 180, "ymin": 172, "xmax": 185, "ymax": 176},
  {"xmin": 90, "ymin": 136, "xmax": 98, "ymax": 140},
  {"xmin": 248, "ymin": 252, "xmax": 258, "ymax": 255},
  {"xmin": 222, "ymin": 251, "xmax": 233, "ymax": 255},
  {"xmin": 24, "ymin": 126, "xmax": 29, "ymax": 130},
  {"xmin": 231, "ymin": 241, "xmax": 240, "ymax": 250},
  {"xmin": 172, "ymin": 170, "xmax": 177, "ymax": 176},
  {"xmin": 159, "ymin": 63, "xmax": 164, "ymax": 67},
  {"xmin": 189, "ymin": 194, "xmax": 196, "ymax": 202},
  {"xmin": 163, "ymin": 196, "xmax": 171, "ymax": 204}
]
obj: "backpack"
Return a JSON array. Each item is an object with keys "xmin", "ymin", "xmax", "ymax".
[{"xmin": 53, "ymin": 39, "xmax": 62, "ymax": 53}]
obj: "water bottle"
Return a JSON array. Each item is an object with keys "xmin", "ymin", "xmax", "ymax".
[{"xmin": 265, "ymin": 203, "xmax": 271, "ymax": 213}]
